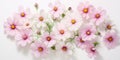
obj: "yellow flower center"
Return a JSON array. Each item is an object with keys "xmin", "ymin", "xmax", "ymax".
[
  {"xmin": 11, "ymin": 24, "xmax": 16, "ymax": 29},
  {"xmin": 107, "ymin": 25, "xmax": 112, "ymax": 30},
  {"xmin": 20, "ymin": 12, "xmax": 25, "ymax": 17},
  {"xmin": 83, "ymin": 8, "xmax": 89, "ymax": 13},
  {"xmin": 39, "ymin": 16, "xmax": 44, "ymax": 21},
  {"xmin": 38, "ymin": 47, "xmax": 43, "ymax": 52},
  {"xmin": 71, "ymin": 19, "xmax": 76, "ymax": 24}
]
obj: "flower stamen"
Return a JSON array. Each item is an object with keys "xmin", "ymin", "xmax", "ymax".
[
  {"xmin": 71, "ymin": 19, "xmax": 76, "ymax": 24},
  {"xmin": 83, "ymin": 8, "xmax": 89, "ymax": 13},
  {"xmin": 38, "ymin": 47, "xmax": 44, "ymax": 52}
]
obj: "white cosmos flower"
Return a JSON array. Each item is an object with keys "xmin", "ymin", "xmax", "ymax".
[
  {"xmin": 34, "ymin": 10, "xmax": 48, "ymax": 28},
  {"xmin": 62, "ymin": 12, "xmax": 82, "ymax": 32}
]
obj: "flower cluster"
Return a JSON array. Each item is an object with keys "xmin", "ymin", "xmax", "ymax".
[{"xmin": 4, "ymin": 1, "xmax": 119, "ymax": 59}]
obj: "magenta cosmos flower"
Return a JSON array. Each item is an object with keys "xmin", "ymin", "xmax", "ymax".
[
  {"xmin": 91, "ymin": 8, "xmax": 106, "ymax": 25},
  {"xmin": 49, "ymin": 1, "xmax": 64, "ymax": 18},
  {"xmin": 4, "ymin": 17, "xmax": 22, "ymax": 37},
  {"xmin": 103, "ymin": 31, "xmax": 119, "ymax": 49},
  {"xmin": 77, "ymin": 2, "xmax": 94, "ymax": 19},
  {"xmin": 31, "ymin": 41, "xmax": 49, "ymax": 58},
  {"xmin": 15, "ymin": 29, "xmax": 33, "ymax": 47}
]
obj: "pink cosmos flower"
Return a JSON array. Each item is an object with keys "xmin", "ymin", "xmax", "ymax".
[
  {"xmin": 53, "ymin": 23, "xmax": 71, "ymax": 41},
  {"xmin": 56, "ymin": 42, "xmax": 73, "ymax": 55},
  {"xmin": 4, "ymin": 17, "xmax": 22, "ymax": 37},
  {"xmin": 85, "ymin": 43, "xmax": 98, "ymax": 58},
  {"xmin": 91, "ymin": 8, "xmax": 106, "ymax": 25},
  {"xmin": 77, "ymin": 2, "xmax": 94, "ymax": 19},
  {"xmin": 63, "ymin": 12, "xmax": 82, "ymax": 31},
  {"xmin": 14, "ymin": 7, "xmax": 31, "ymax": 20},
  {"xmin": 80, "ymin": 24, "xmax": 96, "ymax": 40},
  {"xmin": 31, "ymin": 41, "xmax": 49, "ymax": 58},
  {"xmin": 75, "ymin": 35, "xmax": 89, "ymax": 49},
  {"xmin": 15, "ymin": 29, "xmax": 33, "ymax": 47},
  {"xmin": 103, "ymin": 31, "xmax": 119, "ymax": 49},
  {"xmin": 49, "ymin": 1, "xmax": 64, "ymax": 18},
  {"xmin": 41, "ymin": 32, "xmax": 56, "ymax": 47}
]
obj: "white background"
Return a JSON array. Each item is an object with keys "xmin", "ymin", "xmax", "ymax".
[{"xmin": 0, "ymin": 0, "xmax": 120, "ymax": 60}]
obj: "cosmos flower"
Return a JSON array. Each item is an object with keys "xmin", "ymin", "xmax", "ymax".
[
  {"xmin": 77, "ymin": 2, "xmax": 94, "ymax": 20},
  {"xmin": 56, "ymin": 42, "xmax": 73, "ymax": 55},
  {"xmin": 34, "ymin": 10, "xmax": 47, "ymax": 28},
  {"xmin": 53, "ymin": 22, "xmax": 71, "ymax": 41},
  {"xmin": 85, "ymin": 42, "xmax": 98, "ymax": 58},
  {"xmin": 15, "ymin": 29, "xmax": 33, "ymax": 47},
  {"xmin": 14, "ymin": 7, "xmax": 31, "ymax": 20},
  {"xmin": 22, "ymin": 20, "xmax": 33, "ymax": 29},
  {"xmin": 80, "ymin": 24, "xmax": 96, "ymax": 40},
  {"xmin": 31, "ymin": 41, "xmax": 49, "ymax": 58},
  {"xmin": 40, "ymin": 32, "xmax": 56, "ymax": 47},
  {"xmin": 63, "ymin": 12, "xmax": 82, "ymax": 31},
  {"xmin": 4, "ymin": 17, "xmax": 22, "ymax": 37},
  {"xmin": 90, "ymin": 8, "xmax": 106, "ymax": 25},
  {"xmin": 75, "ymin": 35, "xmax": 89, "ymax": 49},
  {"xmin": 103, "ymin": 20, "xmax": 115, "ymax": 31},
  {"xmin": 49, "ymin": 1, "xmax": 65, "ymax": 19},
  {"xmin": 103, "ymin": 31, "xmax": 119, "ymax": 49}
]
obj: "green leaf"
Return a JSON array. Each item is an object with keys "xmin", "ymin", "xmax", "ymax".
[
  {"xmin": 61, "ymin": 13, "xmax": 65, "ymax": 18},
  {"xmin": 94, "ymin": 42, "xmax": 99, "ymax": 47},
  {"xmin": 51, "ymin": 46, "xmax": 56, "ymax": 50},
  {"xmin": 46, "ymin": 22, "xmax": 53, "ymax": 33}
]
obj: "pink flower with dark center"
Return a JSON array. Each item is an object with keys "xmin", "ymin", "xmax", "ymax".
[
  {"xmin": 77, "ymin": 2, "xmax": 94, "ymax": 19},
  {"xmin": 56, "ymin": 42, "xmax": 73, "ymax": 55},
  {"xmin": 91, "ymin": 8, "xmax": 106, "ymax": 25},
  {"xmin": 85, "ymin": 43, "xmax": 98, "ymax": 58},
  {"xmin": 103, "ymin": 31, "xmax": 119, "ymax": 49},
  {"xmin": 30, "ymin": 41, "xmax": 49, "ymax": 58},
  {"xmin": 75, "ymin": 36, "xmax": 89, "ymax": 49},
  {"xmin": 15, "ymin": 29, "xmax": 33, "ymax": 47},
  {"xmin": 41, "ymin": 32, "xmax": 56, "ymax": 47},
  {"xmin": 4, "ymin": 17, "xmax": 22, "ymax": 37},
  {"xmin": 80, "ymin": 24, "xmax": 96, "ymax": 40}
]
